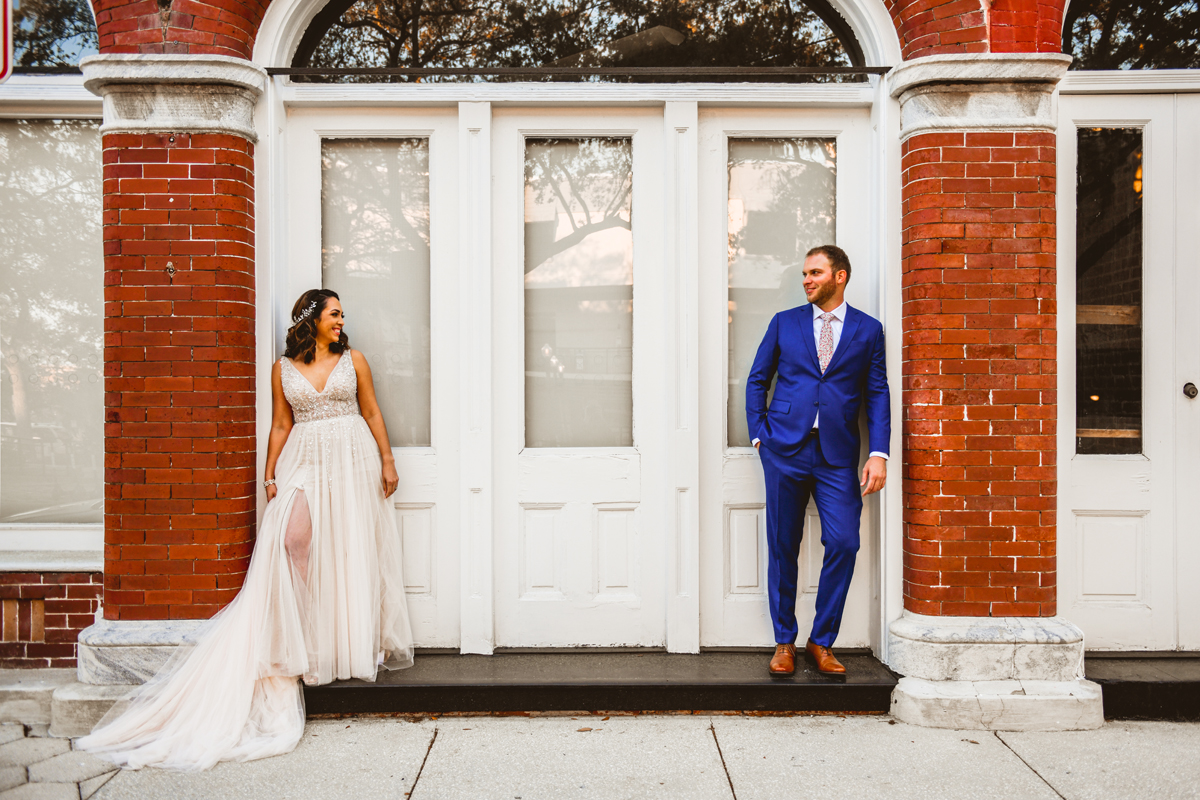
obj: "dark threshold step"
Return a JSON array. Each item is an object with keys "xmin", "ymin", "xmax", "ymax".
[
  {"xmin": 1086, "ymin": 654, "xmax": 1200, "ymax": 721},
  {"xmin": 304, "ymin": 651, "xmax": 898, "ymax": 715}
]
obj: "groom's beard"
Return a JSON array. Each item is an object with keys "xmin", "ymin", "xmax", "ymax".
[{"xmin": 806, "ymin": 281, "xmax": 836, "ymax": 308}]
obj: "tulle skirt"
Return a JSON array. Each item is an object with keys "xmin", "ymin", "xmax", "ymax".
[{"xmin": 78, "ymin": 414, "xmax": 415, "ymax": 771}]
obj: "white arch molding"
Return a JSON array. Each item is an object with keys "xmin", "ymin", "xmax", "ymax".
[{"xmin": 252, "ymin": 0, "xmax": 902, "ymax": 69}]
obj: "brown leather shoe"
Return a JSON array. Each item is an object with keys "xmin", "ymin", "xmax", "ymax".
[
  {"xmin": 805, "ymin": 639, "xmax": 847, "ymax": 675},
  {"xmin": 768, "ymin": 644, "xmax": 796, "ymax": 677}
]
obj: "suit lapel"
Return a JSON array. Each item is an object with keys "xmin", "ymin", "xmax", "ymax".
[
  {"xmin": 799, "ymin": 305, "xmax": 821, "ymax": 372},
  {"xmin": 823, "ymin": 305, "xmax": 861, "ymax": 376}
]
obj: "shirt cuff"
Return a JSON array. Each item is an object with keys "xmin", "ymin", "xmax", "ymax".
[
  {"xmin": 868, "ymin": 451, "xmax": 888, "ymax": 460},
  {"xmin": 752, "ymin": 438, "xmax": 761, "ymax": 446}
]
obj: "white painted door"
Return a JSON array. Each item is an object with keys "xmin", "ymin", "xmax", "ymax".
[
  {"xmin": 491, "ymin": 108, "xmax": 668, "ymax": 647},
  {"xmin": 697, "ymin": 107, "xmax": 878, "ymax": 648},
  {"xmin": 1059, "ymin": 93, "xmax": 1200, "ymax": 651},
  {"xmin": 285, "ymin": 108, "xmax": 462, "ymax": 647}
]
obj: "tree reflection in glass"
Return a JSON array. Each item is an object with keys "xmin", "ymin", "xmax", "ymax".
[
  {"xmin": 0, "ymin": 120, "xmax": 103, "ymax": 522},
  {"xmin": 524, "ymin": 138, "xmax": 633, "ymax": 448},
  {"xmin": 1065, "ymin": 0, "xmax": 1200, "ymax": 70},
  {"xmin": 727, "ymin": 138, "xmax": 835, "ymax": 447},
  {"xmin": 13, "ymin": 0, "xmax": 99, "ymax": 68},
  {"xmin": 294, "ymin": 0, "xmax": 859, "ymax": 82},
  {"xmin": 322, "ymin": 139, "xmax": 432, "ymax": 448}
]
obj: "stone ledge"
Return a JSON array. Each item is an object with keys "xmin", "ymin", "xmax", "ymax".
[
  {"xmin": 888, "ymin": 612, "xmax": 1085, "ymax": 683},
  {"xmin": 889, "ymin": 53, "xmax": 1074, "ymax": 99},
  {"xmin": 80, "ymin": 54, "xmax": 266, "ymax": 95},
  {"xmin": 891, "ymin": 677, "xmax": 1104, "ymax": 731},
  {"xmin": 80, "ymin": 55, "xmax": 266, "ymax": 141},
  {"xmin": 888, "ymin": 53, "xmax": 1073, "ymax": 138},
  {"xmin": 49, "ymin": 684, "xmax": 128, "ymax": 739},
  {"xmin": 0, "ymin": 671, "xmax": 76, "ymax": 726},
  {"xmin": 77, "ymin": 620, "xmax": 205, "ymax": 686}
]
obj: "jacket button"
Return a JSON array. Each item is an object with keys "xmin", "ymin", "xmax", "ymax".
[{"xmin": 813, "ymin": 401, "xmax": 818, "ymax": 406}]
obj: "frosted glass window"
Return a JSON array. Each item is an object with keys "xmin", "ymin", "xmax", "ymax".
[
  {"xmin": 727, "ymin": 138, "xmax": 836, "ymax": 447},
  {"xmin": 525, "ymin": 138, "xmax": 633, "ymax": 448},
  {"xmin": 0, "ymin": 119, "xmax": 103, "ymax": 523},
  {"xmin": 322, "ymin": 139, "xmax": 431, "ymax": 447}
]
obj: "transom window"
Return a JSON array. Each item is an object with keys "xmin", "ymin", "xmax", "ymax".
[
  {"xmin": 12, "ymin": 0, "xmax": 98, "ymax": 70},
  {"xmin": 1065, "ymin": 0, "xmax": 1200, "ymax": 69},
  {"xmin": 292, "ymin": 0, "xmax": 863, "ymax": 81}
]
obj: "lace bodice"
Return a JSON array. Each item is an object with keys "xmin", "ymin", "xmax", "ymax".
[{"xmin": 281, "ymin": 352, "xmax": 359, "ymax": 424}]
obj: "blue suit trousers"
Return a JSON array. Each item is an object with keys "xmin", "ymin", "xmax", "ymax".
[{"xmin": 760, "ymin": 433, "xmax": 862, "ymax": 648}]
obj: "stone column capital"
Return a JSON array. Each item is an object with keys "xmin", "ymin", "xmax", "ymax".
[
  {"xmin": 887, "ymin": 53, "xmax": 1074, "ymax": 139},
  {"xmin": 80, "ymin": 54, "xmax": 267, "ymax": 141}
]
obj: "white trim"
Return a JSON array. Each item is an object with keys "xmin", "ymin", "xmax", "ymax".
[
  {"xmin": 888, "ymin": 53, "xmax": 1073, "ymax": 99},
  {"xmin": 0, "ymin": 525, "xmax": 103, "ymax": 572},
  {"xmin": 0, "ymin": 524, "xmax": 102, "ymax": 551},
  {"xmin": 0, "ymin": 74, "xmax": 100, "ymax": 116},
  {"xmin": 278, "ymin": 82, "xmax": 876, "ymax": 108},
  {"xmin": 1060, "ymin": 69, "xmax": 1200, "ymax": 94}
]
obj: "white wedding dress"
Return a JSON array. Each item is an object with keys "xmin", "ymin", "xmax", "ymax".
[{"xmin": 79, "ymin": 351, "xmax": 414, "ymax": 771}]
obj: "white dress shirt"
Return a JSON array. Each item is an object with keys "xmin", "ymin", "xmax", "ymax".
[{"xmin": 753, "ymin": 302, "xmax": 888, "ymax": 461}]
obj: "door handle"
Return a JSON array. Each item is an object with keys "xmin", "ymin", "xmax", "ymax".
[{"xmin": 1186, "ymin": 383, "xmax": 1198, "ymax": 399}]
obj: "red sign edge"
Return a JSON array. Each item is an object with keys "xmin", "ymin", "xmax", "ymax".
[{"xmin": 0, "ymin": 0, "xmax": 11, "ymax": 85}]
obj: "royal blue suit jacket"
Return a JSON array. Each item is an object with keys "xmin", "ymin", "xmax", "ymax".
[{"xmin": 746, "ymin": 304, "xmax": 891, "ymax": 467}]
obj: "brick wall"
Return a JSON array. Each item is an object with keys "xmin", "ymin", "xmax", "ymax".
[
  {"xmin": 103, "ymin": 132, "xmax": 257, "ymax": 621},
  {"xmin": 0, "ymin": 573, "xmax": 102, "ymax": 668},
  {"xmin": 91, "ymin": 0, "xmax": 270, "ymax": 59},
  {"xmin": 883, "ymin": 0, "xmax": 1066, "ymax": 60},
  {"xmin": 900, "ymin": 130, "xmax": 1057, "ymax": 617}
]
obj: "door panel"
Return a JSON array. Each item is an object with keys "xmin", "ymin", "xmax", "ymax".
[
  {"xmin": 492, "ymin": 109, "xmax": 666, "ymax": 647},
  {"xmin": 1058, "ymin": 94, "xmax": 1181, "ymax": 650},
  {"xmin": 698, "ymin": 108, "xmax": 876, "ymax": 648},
  {"xmin": 286, "ymin": 108, "xmax": 461, "ymax": 647}
]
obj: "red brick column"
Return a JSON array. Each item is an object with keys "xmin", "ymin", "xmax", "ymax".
[
  {"xmin": 103, "ymin": 132, "xmax": 256, "ymax": 621},
  {"xmin": 899, "ymin": 130, "xmax": 1057, "ymax": 618}
]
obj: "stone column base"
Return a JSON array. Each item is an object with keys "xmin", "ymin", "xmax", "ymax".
[
  {"xmin": 887, "ymin": 612, "xmax": 1104, "ymax": 731},
  {"xmin": 77, "ymin": 620, "xmax": 205, "ymax": 686},
  {"xmin": 892, "ymin": 677, "xmax": 1103, "ymax": 731}
]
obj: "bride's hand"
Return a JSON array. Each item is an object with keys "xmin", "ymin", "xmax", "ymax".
[
  {"xmin": 265, "ymin": 484, "xmax": 278, "ymax": 503},
  {"xmin": 382, "ymin": 460, "xmax": 399, "ymax": 498}
]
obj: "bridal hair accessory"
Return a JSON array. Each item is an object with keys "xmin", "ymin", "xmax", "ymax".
[{"xmin": 293, "ymin": 300, "xmax": 319, "ymax": 325}]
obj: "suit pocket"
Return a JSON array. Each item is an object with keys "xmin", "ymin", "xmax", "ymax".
[{"xmin": 769, "ymin": 400, "xmax": 791, "ymax": 414}]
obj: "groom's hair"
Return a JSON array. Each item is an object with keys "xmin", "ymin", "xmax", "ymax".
[{"xmin": 806, "ymin": 244, "xmax": 851, "ymax": 282}]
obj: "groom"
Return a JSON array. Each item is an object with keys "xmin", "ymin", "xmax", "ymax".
[{"xmin": 746, "ymin": 245, "xmax": 891, "ymax": 677}]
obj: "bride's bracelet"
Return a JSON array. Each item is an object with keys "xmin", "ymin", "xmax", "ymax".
[{"xmin": 263, "ymin": 478, "xmax": 276, "ymax": 489}]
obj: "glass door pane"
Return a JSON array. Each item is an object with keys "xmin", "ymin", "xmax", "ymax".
[
  {"xmin": 524, "ymin": 137, "xmax": 633, "ymax": 447},
  {"xmin": 322, "ymin": 138, "xmax": 432, "ymax": 447},
  {"xmin": 727, "ymin": 138, "xmax": 836, "ymax": 447},
  {"xmin": 1075, "ymin": 128, "xmax": 1143, "ymax": 455}
]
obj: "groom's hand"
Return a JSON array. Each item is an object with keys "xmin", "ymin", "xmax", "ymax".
[{"xmin": 861, "ymin": 456, "xmax": 886, "ymax": 496}]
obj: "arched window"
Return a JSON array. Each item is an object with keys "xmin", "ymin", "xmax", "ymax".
[
  {"xmin": 292, "ymin": 0, "xmax": 864, "ymax": 81},
  {"xmin": 13, "ymin": 0, "xmax": 99, "ymax": 70},
  {"xmin": 1065, "ymin": 0, "xmax": 1200, "ymax": 69}
]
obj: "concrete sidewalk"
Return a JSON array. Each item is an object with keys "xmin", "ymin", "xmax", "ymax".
[{"xmin": 0, "ymin": 714, "xmax": 1186, "ymax": 800}]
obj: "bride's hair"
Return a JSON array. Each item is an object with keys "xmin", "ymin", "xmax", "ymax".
[{"xmin": 283, "ymin": 289, "xmax": 349, "ymax": 364}]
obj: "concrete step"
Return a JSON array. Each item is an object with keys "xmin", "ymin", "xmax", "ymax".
[
  {"xmin": 0, "ymin": 670, "xmax": 76, "ymax": 727},
  {"xmin": 304, "ymin": 651, "xmax": 899, "ymax": 715},
  {"xmin": 1086, "ymin": 654, "xmax": 1200, "ymax": 721}
]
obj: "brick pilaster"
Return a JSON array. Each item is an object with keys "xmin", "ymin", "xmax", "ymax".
[
  {"xmin": 103, "ymin": 132, "xmax": 256, "ymax": 621},
  {"xmin": 900, "ymin": 130, "xmax": 1057, "ymax": 617}
]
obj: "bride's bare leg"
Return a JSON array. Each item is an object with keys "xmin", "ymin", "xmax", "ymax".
[{"xmin": 284, "ymin": 491, "xmax": 312, "ymax": 587}]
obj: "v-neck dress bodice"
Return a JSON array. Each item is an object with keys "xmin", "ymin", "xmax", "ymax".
[{"xmin": 281, "ymin": 353, "xmax": 359, "ymax": 424}]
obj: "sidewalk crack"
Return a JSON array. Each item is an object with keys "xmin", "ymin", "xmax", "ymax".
[
  {"xmin": 709, "ymin": 722, "xmax": 738, "ymax": 800},
  {"xmin": 405, "ymin": 725, "xmax": 438, "ymax": 799},
  {"xmin": 993, "ymin": 731, "xmax": 1066, "ymax": 800}
]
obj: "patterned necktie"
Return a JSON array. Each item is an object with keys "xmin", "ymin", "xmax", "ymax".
[{"xmin": 818, "ymin": 312, "xmax": 836, "ymax": 373}]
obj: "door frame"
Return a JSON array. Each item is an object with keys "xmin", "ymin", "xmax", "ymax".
[
  {"xmin": 256, "ymin": 80, "xmax": 902, "ymax": 656},
  {"xmin": 1056, "ymin": 89, "xmax": 1200, "ymax": 651}
]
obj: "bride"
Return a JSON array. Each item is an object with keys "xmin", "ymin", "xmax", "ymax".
[{"xmin": 79, "ymin": 289, "xmax": 415, "ymax": 771}]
